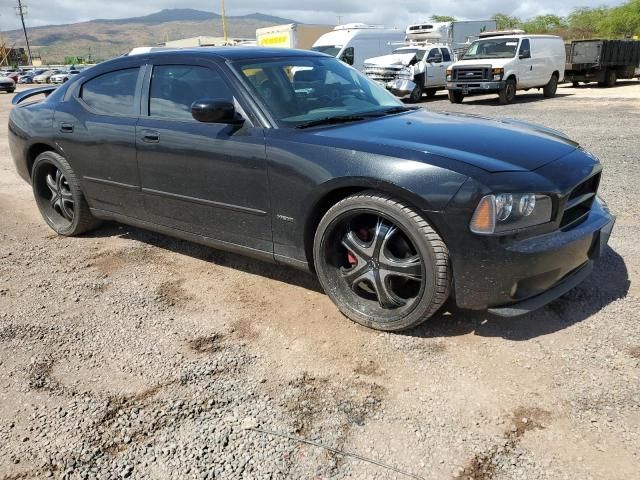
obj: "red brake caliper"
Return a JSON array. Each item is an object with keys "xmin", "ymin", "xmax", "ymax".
[{"xmin": 347, "ymin": 252, "xmax": 357, "ymax": 266}]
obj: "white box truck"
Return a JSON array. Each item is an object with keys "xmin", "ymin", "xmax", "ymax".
[
  {"xmin": 256, "ymin": 24, "xmax": 334, "ymax": 50},
  {"xmin": 406, "ymin": 20, "xmax": 497, "ymax": 54},
  {"xmin": 311, "ymin": 24, "xmax": 406, "ymax": 71}
]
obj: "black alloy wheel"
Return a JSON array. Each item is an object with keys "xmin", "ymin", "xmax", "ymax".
[
  {"xmin": 314, "ymin": 192, "xmax": 450, "ymax": 331},
  {"xmin": 499, "ymin": 78, "xmax": 516, "ymax": 104},
  {"xmin": 32, "ymin": 151, "xmax": 100, "ymax": 236}
]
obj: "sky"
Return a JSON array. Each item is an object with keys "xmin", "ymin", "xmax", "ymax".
[{"xmin": 0, "ymin": 0, "xmax": 627, "ymax": 32}]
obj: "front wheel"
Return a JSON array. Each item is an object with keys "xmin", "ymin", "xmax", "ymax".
[
  {"xmin": 448, "ymin": 90, "xmax": 464, "ymax": 104},
  {"xmin": 498, "ymin": 78, "xmax": 516, "ymax": 104},
  {"xmin": 32, "ymin": 151, "xmax": 101, "ymax": 236},
  {"xmin": 543, "ymin": 74, "xmax": 558, "ymax": 98},
  {"xmin": 425, "ymin": 88, "xmax": 438, "ymax": 99},
  {"xmin": 313, "ymin": 192, "xmax": 450, "ymax": 331},
  {"xmin": 408, "ymin": 84, "xmax": 423, "ymax": 103}
]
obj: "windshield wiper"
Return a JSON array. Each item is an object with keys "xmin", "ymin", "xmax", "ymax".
[
  {"xmin": 379, "ymin": 106, "xmax": 420, "ymax": 115},
  {"xmin": 295, "ymin": 114, "xmax": 368, "ymax": 129}
]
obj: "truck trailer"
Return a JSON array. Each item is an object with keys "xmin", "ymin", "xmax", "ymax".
[
  {"xmin": 256, "ymin": 24, "xmax": 334, "ymax": 50},
  {"xmin": 565, "ymin": 39, "xmax": 640, "ymax": 87}
]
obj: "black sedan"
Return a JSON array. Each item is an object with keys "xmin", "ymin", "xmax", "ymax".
[{"xmin": 8, "ymin": 48, "xmax": 615, "ymax": 331}]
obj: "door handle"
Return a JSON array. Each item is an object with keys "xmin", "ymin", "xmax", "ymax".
[
  {"xmin": 59, "ymin": 123, "xmax": 74, "ymax": 133},
  {"xmin": 142, "ymin": 130, "xmax": 160, "ymax": 143}
]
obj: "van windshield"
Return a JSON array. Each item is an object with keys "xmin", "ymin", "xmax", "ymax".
[
  {"xmin": 311, "ymin": 45, "xmax": 341, "ymax": 57},
  {"xmin": 462, "ymin": 38, "xmax": 519, "ymax": 60}
]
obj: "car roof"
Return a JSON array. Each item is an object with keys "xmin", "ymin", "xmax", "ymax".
[{"xmin": 126, "ymin": 47, "xmax": 327, "ymax": 61}]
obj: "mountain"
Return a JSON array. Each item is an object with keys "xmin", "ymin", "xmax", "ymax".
[{"xmin": 1, "ymin": 9, "xmax": 299, "ymax": 64}]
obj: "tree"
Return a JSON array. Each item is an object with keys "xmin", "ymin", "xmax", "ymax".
[
  {"xmin": 567, "ymin": 7, "xmax": 608, "ymax": 39},
  {"xmin": 492, "ymin": 13, "xmax": 521, "ymax": 30},
  {"xmin": 601, "ymin": 0, "xmax": 640, "ymax": 37},
  {"xmin": 430, "ymin": 15, "xmax": 456, "ymax": 23},
  {"xmin": 521, "ymin": 14, "xmax": 567, "ymax": 34}
]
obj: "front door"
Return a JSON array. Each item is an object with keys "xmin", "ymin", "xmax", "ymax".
[
  {"xmin": 136, "ymin": 61, "xmax": 272, "ymax": 253},
  {"xmin": 517, "ymin": 38, "xmax": 535, "ymax": 88}
]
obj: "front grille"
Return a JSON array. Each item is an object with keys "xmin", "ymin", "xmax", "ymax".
[
  {"xmin": 364, "ymin": 65, "xmax": 404, "ymax": 83},
  {"xmin": 452, "ymin": 66, "xmax": 491, "ymax": 82},
  {"xmin": 560, "ymin": 173, "xmax": 601, "ymax": 229}
]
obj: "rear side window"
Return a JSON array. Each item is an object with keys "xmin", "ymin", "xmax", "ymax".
[
  {"xmin": 81, "ymin": 68, "xmax": 139, "ymax": 116},
  {"xmin": 441, "ymin": 48, "xmax": 451, "ymax": 62},
  {"xmin": 149, "ymin": 65, "xmax": 233, "ymax": 120}
]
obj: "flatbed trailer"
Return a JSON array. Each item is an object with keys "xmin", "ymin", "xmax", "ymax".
[{"xmin": 565, "ymin": 39, "xmax": 640, "ymax": 87}]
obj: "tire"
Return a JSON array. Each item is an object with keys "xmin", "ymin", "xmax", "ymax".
[
  {"xmin": 409, "ymin": 83, "xmax": 423, "ymax": 103},
  {"xmin": 8, "ymin": 88, "xmax": 15, "ymax": 94},
  {"xmin": 605, "ymin": 70, "xmax": 616, "ymax": 88},
  {"xmin": 425, "ymin": 88, "xmax": 438, "ymax": 99},
  {"xmin": 543, "ymin": 74, "xmax": 558, "ymax": 98},
  {"xmin": 572, "ymin": 81, "xmax": 580, "ymax": 88},
  {"xmin": 313, "ymin": 191, "xmax": 450, "ymax": 331},
  {"xmin": 31, "ymin": 151, "xmax": 101, "ymax": 236},
  {"xmin": 448, "ymin": 90, "xmax": 464, "ymax": 104},
  {"xmin": 498, "ymin": 78, "xmax": 516, "ymax": 104}
]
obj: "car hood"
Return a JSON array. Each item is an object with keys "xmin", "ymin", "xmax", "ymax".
[
  {"xmin": 307, "ymin": 109, "xmax": 579, "ymax": 173},
  {"xmin": 365, "ymin": 53, "xmax": 417, "ymax": 67},
  {"xmin": 0, "ymin": 76, "xmax": 13, "ymax": 82}
]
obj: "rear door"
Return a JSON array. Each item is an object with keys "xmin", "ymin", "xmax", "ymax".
[
  {"xmin": 135, "ymin": 59, "xmax": 272, "ymax": 253},
  {"xmin": 53, "ymin": 65, "xmax": 144, "ymax": 216}
]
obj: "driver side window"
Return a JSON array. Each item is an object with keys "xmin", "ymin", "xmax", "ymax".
[
  {"xmin": 519, "ymin": 39, "xmax": 531, "ymax": 57},
  {"xmin": 426, "ymin": 49, "xmax": 440, "ymax": 62}
]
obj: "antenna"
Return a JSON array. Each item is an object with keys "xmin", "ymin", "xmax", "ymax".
[
  {"xmin": 220, "ymin": 0, "xmax": 228, "ymax": 44},
  {"xmin": 15, "ymin": 0, "xmax": 33, "ymax": 64}
]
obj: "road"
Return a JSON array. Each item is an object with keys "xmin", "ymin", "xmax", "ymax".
[{"xmin": 1, "ymin": 82, "xmax": 639, "ymax": 480}]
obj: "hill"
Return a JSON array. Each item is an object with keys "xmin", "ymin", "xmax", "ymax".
[{"xmin": 1, "ymin": 8, "xmax": 298, "ymax": 63}]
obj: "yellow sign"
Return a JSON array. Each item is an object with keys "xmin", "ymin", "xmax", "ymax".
[{"xmin": 258, "ymin": 32, "xmax": 292, "ymax": 48}]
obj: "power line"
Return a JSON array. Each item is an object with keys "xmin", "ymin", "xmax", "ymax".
[{"xmin": 15, "ymin": 0, "xmax": 32, "ymax": 64}]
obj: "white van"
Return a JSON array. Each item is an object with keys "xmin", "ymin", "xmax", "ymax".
[
  {"xmin": 446, "ymin": 33, "xmax": 566, "ymax": 104},
  {"xmin": 311, "ymin": 24, "xmax": 406, "ymax": 71}
]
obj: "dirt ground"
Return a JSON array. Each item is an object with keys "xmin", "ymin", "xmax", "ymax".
[{"xmin": 1, "ymin": 81, "xmax": 639, "ymax": 480}]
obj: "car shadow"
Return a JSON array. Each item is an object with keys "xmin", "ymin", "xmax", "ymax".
[
  {"xmin": 566, "ymin": 80, "xmax": 640, "ymax": 89},
  {"xmin": 457, "ymin": 92, "xmax": 574, "ymax": 106},
  {"xmin": 404, "ymin": 246, "xmax": 629, "ymax": 341},
  {"xmin": 86, "ymin": 224, "xmax": 628, "ymax": 341},
  {"xmin": 85, "ymin": 222, "xmax": 323, "ymax": 293}
]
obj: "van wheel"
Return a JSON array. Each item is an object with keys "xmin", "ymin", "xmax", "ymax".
[
  {"xmin": 498, "ymin": 78, "xmax": 516, "ymax": 104},
  {"xmin": 448, "ymin": 90, "xmax": 464, "ymax": 104},
  {"xmin": 425, "ymin": 88, "xmax": 438, "ymax": 99},
  {"xmin": 543, "ymin": 74, "xmax": 558, "ymax": 98},
  {"xmin": 313, "ymin": 191, "xmax": 450, "ymax": 331},
  {"xmin": 409, "ymin": 84, "xmax": 423, "ymax": 103},
  {"xmin": 572, "ymin": 81, "xmax": 580, "ymax": 87}
]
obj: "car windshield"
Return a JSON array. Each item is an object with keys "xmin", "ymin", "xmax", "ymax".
[
  {"xmin": 462, "ymin": 38, "xmax": 520, "ymax": 60},
  {"xmin": 310, "ymin": 45, "xmax": 342, "ymax": 57},
  {"xmin": 392, "ymin": 48, "xmax": 426, "ymax": 57},
  {"xmin": 234, "ymin": 56, "xmax": 404, "ymax": 128}
]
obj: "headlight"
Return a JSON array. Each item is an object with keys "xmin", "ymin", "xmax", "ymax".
[
  {"xmin": 397, "ymin": 68, "xmax": 413, "ymax": 80},
  {"xmin": 492, "ymin": 67, "xmax": 504, "ymax": 81},
  {"xmin": 470, "ymin": 193, "xmax": 552, "ymax": 234}
]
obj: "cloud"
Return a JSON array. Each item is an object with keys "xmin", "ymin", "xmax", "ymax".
[{"xmin": 0, "ymin": 0, "xmax": 626, "ymax": 32}]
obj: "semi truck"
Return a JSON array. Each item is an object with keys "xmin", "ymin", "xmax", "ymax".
[
  {"xmin": 256, "ymin": 24, "xmax": 334, "ymax": 50},
  {"xmin": 565, "ymin": 39, "xmax": 640, "ymax": 87}
]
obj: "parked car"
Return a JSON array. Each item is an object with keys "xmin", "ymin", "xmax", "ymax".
[
  {"xmin": 311, "ymin": 24, "xmax": 406, "ymax": 71},
  {"xmin": 51, "ymin": 70, "xmax": 81, "ymax": 84},
  {"xmin": 364, "ymin": 44, "xmax": 455, "ymax": 102},
  {"xmin": 18, "ymin": 69, "xmax": 46, "ymax": 84},
  {"xmin": 33, "ymin": 70, "xmax": 61, "ymax": 84},
  {"xmin": 0, "ymin": 75, "xmax": 16, "ymax": 93},
  {"xmin": 446, "ymin": 33, "xmax": 566, "ymax": 104},
  {"xmin": 9, "ymin": 48, "xmax": 614, "ymax": 331}
]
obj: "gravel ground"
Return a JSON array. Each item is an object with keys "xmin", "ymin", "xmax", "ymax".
[{"xmin": 0, "ymin": 81, "xmax": 639, "ymax": 480}]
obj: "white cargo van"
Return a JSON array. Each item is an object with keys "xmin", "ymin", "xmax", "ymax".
[
  {"xmin": 446, "ymin": 33, "xmax": 566, "ymax": 104},
  {"xmin": 311, "ymin": 24, "xmax": 406, "ymax": 71}
]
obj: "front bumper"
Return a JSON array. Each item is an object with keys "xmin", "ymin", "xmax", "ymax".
[
  {"xmin": 446, "ymin": 198, "xmax": 615, "ymax": 314},
  {"xmin": 373, "ymin": 78, "xmax": 416, "ymax": 99},
  {"xmin": 447, "ymin": 81, "xmax": 504, "ymax": 95}
]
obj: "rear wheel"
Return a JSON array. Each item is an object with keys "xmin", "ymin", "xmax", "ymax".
[
  {"xmin": 543, "ymin": 74, "xmax": 558, "ymax": 98},
  {"xmin": 448, "ymin": 90, "xmax": 464, "ymax": 104},
  {"xmin": 32, "ymin": 151, "xmax": 101, "ymax": 236},
  {"xmin": 313, "ymin": 191, "xmax": 450, "ymax": 331},
  {"xmin": 605, "ymin": 70, "xmax": 617, "ymax": 87},
  {"xmin": 498, "ymin": 78, "xmax": 516, "ymax": 104},
  {"xmin": 425, "ymin": 88, "xmax": 438, "ymax": 99},
  {"xmin": 572, "ymin": 81, "xmax": 580, "ymax": 88}
]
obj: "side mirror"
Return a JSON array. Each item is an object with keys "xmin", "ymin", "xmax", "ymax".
[
  {"xmin": 191, "ymin": 99, "xmax": 241, "ymax": 124},
  {"xmin": 519, "ymin": 50, "xmax": 531, "ymax": 59}
]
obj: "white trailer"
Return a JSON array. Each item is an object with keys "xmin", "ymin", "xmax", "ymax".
[{"xmin": 406, "ymin": 20, "xmax": 497, "ymax": 55}]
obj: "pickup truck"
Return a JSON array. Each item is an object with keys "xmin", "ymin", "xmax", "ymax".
[{"xmin": 363, "ymin": 44, "xmax": 455, "ymax": 102}]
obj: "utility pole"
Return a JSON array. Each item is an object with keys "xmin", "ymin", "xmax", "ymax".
[
  {"xmin": 15, "ymin": 0, "xmax": 32, "ymax": 64},
  {"xmin": 221, "ymin": 0, "xmax": 228, "ymax": 44}
]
